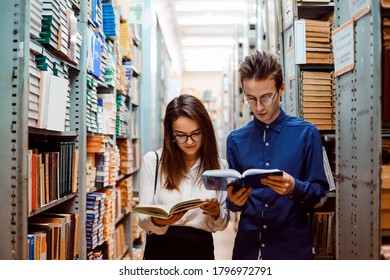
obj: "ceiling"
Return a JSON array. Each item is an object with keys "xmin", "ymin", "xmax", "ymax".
[{"xmin": 166, "ymin": 0, "xmax": 249, "ymax": 72}]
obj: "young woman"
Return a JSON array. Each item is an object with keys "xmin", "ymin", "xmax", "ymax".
[{"xmin": 137, "ymin": 94, "xmax": 230, "ymax": 260}]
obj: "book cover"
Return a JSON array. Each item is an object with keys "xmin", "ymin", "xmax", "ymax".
[
  {"xmin": 132, "ymin": 198, "xmax": 207, "ymax": 219},
  {"xmin": 201, "ymin": 168, "xmax": 283, "ymax": 191}
]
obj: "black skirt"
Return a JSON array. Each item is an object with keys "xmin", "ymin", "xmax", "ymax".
[{"xmin": 143, "ymin": 226, "xmax": 215, "ymax": 260}]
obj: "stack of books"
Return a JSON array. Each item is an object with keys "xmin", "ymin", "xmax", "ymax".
[
  {"xmin": 117, "ymin": 139, "xmax": 134, "ymax": 175},
  {"xmin": 116, "ymin": 94, "xmax": 131, "ymax": 138},
  {"xmin": 104, "ymin": 40, "xmax": 116, "ymax": 87},
  {"xmin": 131, "ymin": 75, "xmax": 139, "ymax": 105},
  {"xmin": 383, "ymin": 17, "xmax": 390, "ymax": 127},
  {"xmin": 109, "ymin": 145, "xmax": 120, "ymax": 185},
  {"xmin": 86, "ymin": 75, "xmax": 99, "ymax": 133},
  {"xmin": 116, "ymin": 45, "xmax": 129, "ymax": 93},
  {"xmin": 97, "ymin": 92, "xmax": 117, "ymax": 135},
  {"xmin": 38, "ymin": 0, "xmax": 73, "ymax": 61},
  {"xmin": 30, "ymin": 0, "xmax": 43, "ymax": 39},
  {"xmin": 304, "ymin": 19, "xmax": 333, "ymax": 64},
  {"xmin": 116, "ymin": 176, "xmax": 134, "ymax": 214},
  {"xmin": 119, "ymin": 20, "xmax": 134, "ymax": 61},
  {"xmin": 384, "ymin": 16, "xmax": 390, "ymax": 47},
  {"xmin": 28, "ymin": 42, "xmax": 43, "ymax": 128},
  {"xmin": 98, "ymin": 188, "xmax": 115, "ymax": 243},
  {"xmin": 95, "ymin": 152, "xmax": 110, "ymax": 188},
  {"xmin": 86, "ymin": 192, "xmax": 106, "ymax": 251},
  {"xmin": 102, "ymin": 2, "xmax": 118, "ymax": 38},
  {"xmin": 88, "ymin": 0, "xmax": 102, "ymax": 28},
  {"xmin": 300, "ymin": 71, "xmax": 335, "ymax": 130},
  {"xmin": 382, "ymin": 164, "xmax": 390, "ymax": 230}
]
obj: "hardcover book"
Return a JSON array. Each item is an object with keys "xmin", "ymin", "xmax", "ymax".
[
  {"xmin": 132, "ymin": 199, "xmax": 207, "ymax": 219},
  {"xmin": 201, "ymin": 168, "xmax": 283, "ymax": 191}
]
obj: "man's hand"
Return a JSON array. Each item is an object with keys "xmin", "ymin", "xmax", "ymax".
[
  {"xmin": 261, "ymin": 172, "xmax": 295, "ymax": 195},
  {"xmin": 227, "ymin": 185, "xmax": 252, "ymax": 207}
]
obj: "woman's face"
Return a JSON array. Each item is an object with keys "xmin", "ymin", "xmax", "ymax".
[{"xmin": 172, "ymin": 116, "xmax": 202, "ymax": 159}]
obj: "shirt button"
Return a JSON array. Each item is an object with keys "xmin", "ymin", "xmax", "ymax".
[
  {"xmin": 265, "ymin": 142, "xmax": 269, "ymax": 146},
  {"xmin": 265, "ymin": 162, "xmax": 269, "ymax": 166},
  {"xmin": 261, "ymin": 243, "xmax": 265, "ymax": 248},
  {"xmin": 263, "ymin": 225, "xmax": 267, "ymax": 229},
  {"xmin": 264, "ymin": 204, "xmax": 268, "ymax": 207},
  {"xmin": 266, "ymin": 125, "xmax": 269, "ymax": 129}
]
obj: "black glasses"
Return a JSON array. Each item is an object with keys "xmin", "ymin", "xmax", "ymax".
[
  {"xmin": 173, "ymin": 132, "xmax": 202, "ymax": 144},
  {"xmin": 243, "ymin": 91, "xmax": 279, "ymax": 107}
]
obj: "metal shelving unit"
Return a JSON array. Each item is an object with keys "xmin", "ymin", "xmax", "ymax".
[
  {"xmin": 279, "ymin": 0, "xmax": 385, "ymax": 260},
  {"xmin": 335, "ymin": 0, "xmax": 382, "ymax": 259},
  {"xmin": 0, "ymin": 0, "xmax": 141, "ymax": 260},
  {"xmin": 280, "ymin": 0, "xmax": 335, "ymax": 118},
  {"xmin": 0, "ymin": 0, "xmax": 29, "ymax": 260},
  {"xmin": 279, "ymin": 0, "xmax": 337, "ymax": 259}
]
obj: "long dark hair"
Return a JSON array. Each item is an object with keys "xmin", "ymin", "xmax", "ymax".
[{"xmin": 160, "ymin": 94, "xmax": 220, "ymax": 190}]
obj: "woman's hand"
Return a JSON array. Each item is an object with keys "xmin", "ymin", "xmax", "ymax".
[
  {"xmin": 151, "ymin": 211, "xmax": 187, "ymax": 227},
  {"xmin": 200, "ymin": 198, "xmax": 220, "ymax": 219}
]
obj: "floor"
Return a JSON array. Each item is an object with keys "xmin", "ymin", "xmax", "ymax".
[{"xmin": 213, "ymin": 213, "xmax": 238, "ymax": 260}]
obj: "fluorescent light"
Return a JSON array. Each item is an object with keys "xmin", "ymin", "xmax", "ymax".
[
  {"xmin": 184, "ymin": 64, "xmax": 224, "ymax": 72},
  {"xmin": 175, "ymin": 1, "xmax": 246, "ymax": 11},
  {"xmin": 183, "ymin": 46, "xmax": 232, "ymax": 52},
  {"xmin": 177, "ymin": 16, "xmax": 242, "ymax": 25},
  {"xmin": 183, "ymin": 53, "xmax": 229, "ymax": 60},
  {"xmin": 183, "ymin": 50, "xmax": 231, "ymax": 60},
  {"xmin": 181, "ymin": 36, "xmax": 234, "ymax": 46}
]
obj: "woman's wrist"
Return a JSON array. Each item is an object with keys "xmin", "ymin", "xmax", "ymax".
[{"xmin": 151, "ymin": 217, "xmax": 165, "ymax": 228}]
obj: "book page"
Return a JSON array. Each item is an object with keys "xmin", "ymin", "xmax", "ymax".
[
  {"xmin": 170, "ymin": 199, "xmax": 207, "ymax": 214},
  {"xmin": 132, "ymin": 205, "xmax": 171, "ymax": 218},
  {"xmin": 202, "ymin": 176, "xmax": 239, "ymax": 191},
  {"xmin": 201, "ymin": 169, "xmax": 242, "ymax": 178},
  {"xmin": 201, "ymin": 169, "xmax": 243, "ymax": 191},
  {"xmin": 133, "ymin": 199, "xmax": 207, "ymax": 219},
  {"xmin": 242, "ymin": 169, "xmax": 282, "ymax": 177}
]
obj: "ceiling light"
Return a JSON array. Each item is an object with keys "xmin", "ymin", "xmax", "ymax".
[
  {"xmin": 177, "ymin": 16, "xmax": 243, "ymax": 25},
  {"xmin": 183, "ymin": 50, "xmax": 231, "ymax": 60},
  {"xmin": 181, "ymin": 36, "xmax": 234, "ymax": 46},
  {"xmin": 183, "ymin": 53, "xmax": 229, "ymax": 60},
  {"xmin": 175, "ymin": 1, "xmax": 246, "ymax": 11},
  {"xmin": 184, "ymin": 63, "xmax": 225, "ymax": 72}
]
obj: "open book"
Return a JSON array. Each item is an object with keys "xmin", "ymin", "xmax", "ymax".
[
  {"xmin": 132, "ymin": 198, "xmax": 207, "ymax": 219},
  {"xmin": 201, "ymin": 168, "xmax": 283, "ymax": 191}
]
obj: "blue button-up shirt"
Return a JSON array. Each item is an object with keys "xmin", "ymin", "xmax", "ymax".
[{"xmin": 226, "ymin": 109, "xmax": 329, "ymax": 260}]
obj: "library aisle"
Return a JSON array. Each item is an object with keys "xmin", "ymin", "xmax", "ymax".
[{"xmin": 213, "ymin": 214, "xmax": 238, "ymax": 260}]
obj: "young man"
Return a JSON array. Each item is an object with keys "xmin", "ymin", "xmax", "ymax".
[{"xmin": 226, "ymin": 50, "xmax": 329, "ymax": 260}]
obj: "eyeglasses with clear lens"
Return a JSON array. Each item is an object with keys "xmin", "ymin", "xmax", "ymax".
[
  {"xmin": 244, "ymin": 91, "xmax": 278, "ymax": 107},
  {"xmin": 173, "ymin": 132, "xmax": 202, "ymax": 144}
]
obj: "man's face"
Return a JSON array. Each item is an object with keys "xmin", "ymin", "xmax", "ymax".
[{"xmin": 242, "ymin": 77, "xmax": 285, "ymax": 124}]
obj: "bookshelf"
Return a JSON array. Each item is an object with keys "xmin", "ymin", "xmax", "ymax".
[
  {"xmin": 382, "ymin": 2, "xmax": 390, "ymax": 255},
  {"xmin": 0, "ymin": 0, "xmax": 142, "ymax": 260},
  {"xmin": 279, "ymin": 0, "xmax": 337, "ymax": 259}
]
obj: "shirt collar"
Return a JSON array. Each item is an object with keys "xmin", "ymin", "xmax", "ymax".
[{"xmin": 253, "ymin": 108, "xmax": 286, "ymax": 133}]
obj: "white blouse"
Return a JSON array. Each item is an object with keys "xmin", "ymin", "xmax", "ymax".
[{"xmin": 137, "ymin": 149, "xmax": 230, "ymax": 235}]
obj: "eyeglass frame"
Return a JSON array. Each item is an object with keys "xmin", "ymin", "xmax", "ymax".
[
  {"xmin": 243, "ymin": 90, "xmax": 279, "ymax": 107},
  {"xmin": 173, "ymin": 131, "xmax": 202, "ymax": 144}
]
